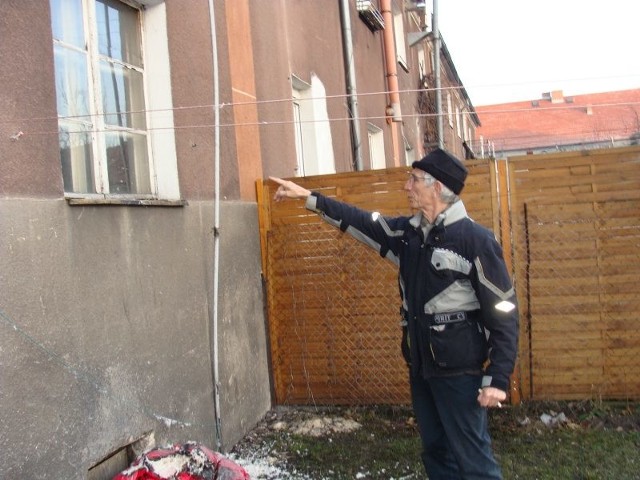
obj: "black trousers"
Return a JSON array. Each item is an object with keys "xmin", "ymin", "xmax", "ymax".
[{"xmin": 410, "ymin": 373, "xmax": 503, "ymax": 480}]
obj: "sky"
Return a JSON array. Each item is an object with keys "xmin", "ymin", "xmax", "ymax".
[{"xmin": 436, "ymin": 0, "xmax": 640, "ymax": 106}]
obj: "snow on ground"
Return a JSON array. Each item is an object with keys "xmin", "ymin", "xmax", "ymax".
[
  {"xmin": 229, "ymin": 453, "xmax": 311, "ymax": 480},
  {"xmin": 228, "ymin": 413, "xmax": 362, "ymax": 479}
]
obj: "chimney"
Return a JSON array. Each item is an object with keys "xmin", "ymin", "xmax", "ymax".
[{"xmin": 551, "ymin": 90, "xmax": 564, "ymax": 103}]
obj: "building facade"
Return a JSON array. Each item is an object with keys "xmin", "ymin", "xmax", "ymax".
[{"xmin": 0, "ymin": 1, "xmax": 477, "ymax": 477}]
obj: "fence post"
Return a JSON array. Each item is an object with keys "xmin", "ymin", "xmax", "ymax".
[
  {"xmin": 495, "ymin": 159, "xmax": 522, "ymax": 405},
  {"xmin": 256, "ymin": 178, "xmax": 270, "ymax": 279}
]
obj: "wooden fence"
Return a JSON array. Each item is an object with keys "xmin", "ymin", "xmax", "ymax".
[
  {"xmin": 257, "ymin": 146, "xmax": 640, "ymax": 405},
  {"xmin": 509, "ymin": 146, "xmax": 640, "ymax": 400}
]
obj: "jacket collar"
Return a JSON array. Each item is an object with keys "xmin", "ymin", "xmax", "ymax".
[{"xmin": 409, "ymin": 200, "xmax": 468, "ymax": 229}]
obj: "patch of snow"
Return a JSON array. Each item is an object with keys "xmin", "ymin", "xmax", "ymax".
[
  {"xmin": 290, "ymin": 416, "xmax": 361, "ymax": 437},
  {"xmin": 229, "ymin": 413, "xmax": 362, "ymax": 479},
  {"xmin": 228, "ymin": 453, "xmax": 312, "ymax": 480},
  {"xmin": 540, "ymin": 411, "xmax": 568, "ymax": 427}
]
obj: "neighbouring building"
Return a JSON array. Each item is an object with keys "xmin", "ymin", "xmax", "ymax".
[
  {"xmin": 474, "ymin": 88, "xmax": 640, "ymax": 158},
  {"xmin": 0, "ymin": 1, "xmax": 477, "ymax": 478}
]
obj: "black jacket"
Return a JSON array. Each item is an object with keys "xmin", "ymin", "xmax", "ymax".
[{"xmin": 306, "ymin": 192, "xmax": 519, "ymax": 392}]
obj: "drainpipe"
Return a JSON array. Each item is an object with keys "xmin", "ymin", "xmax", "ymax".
[
  {"xmin": 339, "ymin": 0, "xmax": 363, "ymax": 171},
  {"xmin": 207, "ymin": 0, "xmax": 223, "ymax": 452},
  {"xmin": 433, "ymin": 0, "xmax": 444, "ymax": 148},
  {"xmin": 380, "ymin": 0, "xmax": 402, "ymax": 166}
]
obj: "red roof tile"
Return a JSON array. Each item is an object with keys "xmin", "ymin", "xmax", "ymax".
[{"xmin": 475, "ymin": 89, "xmax": 640, "ymax": 152}]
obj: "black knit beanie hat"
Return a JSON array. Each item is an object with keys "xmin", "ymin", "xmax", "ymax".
[{"xmin": 411, "ymin": 148, "xmax": 468, "ymax": 195}]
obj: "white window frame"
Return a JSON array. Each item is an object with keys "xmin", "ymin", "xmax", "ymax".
[
  {"xmin": 462, "ymin": 114, "xmax": 469, "ymax": 142},
  {"xmin": 403, "ymin": 134, "xmax": 414, "ymax": 166},
  {"xmin": 393, "ymin": 6, "xmax": 408, "ymax": 72},
  {"xmin": 447, "ymin": 93, "xmax": 453, "ymax": 127},
  {"xmin": 292, "ymin": 98, "xmax": 305, "ymax": 177},
  {"xmin": 52, "ymin": 0, "xmax": 179, "ymax": 201},
  {"xmin": 367, "ymin": 123, "xmax": 386, "ymax": 170},
  {"xmin": 291, "ymin": 74, "xmax": 335, "ymax": 177},
  {"xmin": 417, "ymin": 47, "xmax": 427, "ymax": 81},
  {"xmin": 413, "ymin": 117, "xmax": 422, "ymax": 162}
]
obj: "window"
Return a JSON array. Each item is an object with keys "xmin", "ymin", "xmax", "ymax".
[
  {"xmin": 292, "ymin": 100, "xmax": 306, "ymax": 177},
  {"xmin": 403, "ymin": 133, "xmax": 415, "ymax": 166},
  {"xmin": 291, "ymin": 74, "xmax": 335, "ymax": 177},
  {"xmin": 447, "ymin": 93, "xmax": 453, "ymax": 127},
  {"xmin": 456, "ymin": 105, "xmax": 462, "ymax": 138},
  {"xmin": 393, "ymin": 7, "xmax": 408, "ymax": 71},
  {"xmin": 367, "ymin": 123, "xmax": 385, "ymax": 170},
  {"xmin": 50, "ymin": 0, "xmax": 179, "ymax": 199},
  {"xmin": 417, "ymin": 47, "xmax": 427, "ymax": 81},
  {"xmin": 462, "ymin": 114, "xmax": 469, "ymax": 142},
  {"xmin": 356, "ymin": 0, "xmax": 385, "ymax": 32}
]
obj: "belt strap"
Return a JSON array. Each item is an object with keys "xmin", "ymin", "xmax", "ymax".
[{"xmin": 427, "ymin": 310, "xmax": 480, "ymax": 325}]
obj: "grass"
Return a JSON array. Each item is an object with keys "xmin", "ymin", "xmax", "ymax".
[
  {"xmin": 497, "ymin": 429, "xmax": 639, "ymax": 479},
  {"xmin": 281, "ymin": 407, "xmax": 423, "ymax": 478},
  {"xmin": 231, "ymin": 401, "xmax": 640, "ymax": 479}
]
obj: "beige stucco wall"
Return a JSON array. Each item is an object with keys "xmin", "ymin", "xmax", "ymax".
[
  {"xmin": 1, "ymin": 3, "xmax": 272, "ymax": 476},
  {"xmin": 0, "ymin": 199, "xmax": 270, "ymax": 478}
]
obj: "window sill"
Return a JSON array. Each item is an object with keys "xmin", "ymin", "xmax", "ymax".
[
  {"xmin": 65, "ymin": 196, "xmax": 187, "ymax": 207},
  {"xmin": 397, "ymin": 57, "xmax": 409, "ymax": 73}
]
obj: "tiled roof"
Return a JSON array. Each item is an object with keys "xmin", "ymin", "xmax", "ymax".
[{"xmin": 475, "ymin": 89, "xmax": 640, "ymax": 153}]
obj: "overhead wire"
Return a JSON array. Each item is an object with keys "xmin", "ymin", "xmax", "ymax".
[
  {"xmin": 4, "ymin": 85, "xmax": 640, "ymax": 145},
  {"xmin": 7, "ymin": 101, "xmax": 640, "ymax": 129},
  {"xmin": 3, "ymin": 84, "xmax": 639, "ymax": 125}
]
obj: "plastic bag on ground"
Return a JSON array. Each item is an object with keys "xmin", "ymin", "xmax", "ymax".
[{"xmin": 113, "ymin": 441, "xmax": 250, "ymax": 480}]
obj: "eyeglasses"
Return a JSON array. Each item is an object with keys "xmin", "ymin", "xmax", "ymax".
[{"xmin": 406, "ymin": 171, "xmax": 435, "ymax": 185}]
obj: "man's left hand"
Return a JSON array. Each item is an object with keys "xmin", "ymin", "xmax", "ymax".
[{"xmin": 477, "ymin": 387, "xmax": 506, "ymax": 408}]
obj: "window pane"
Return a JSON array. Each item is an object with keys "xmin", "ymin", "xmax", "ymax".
[
  {"xmin": 105, "ymin": 132, "xmax": 150, "ymax": 194},
  {"xmin": 53, "ymin": 45, "xmax": 91, "ymax": 119},
  {"xmin": 100, "ymin": 61, "xmax": 146, "ymax": 129},
  {"xmin": 95, "ymin": 0, "xmax": 143, "ymax": 67},
  {"xmin": 51, "ymin": 0, "xmax": 154, "ymax": 197},
  {"xmin": 50, "ymin": 0, "xmax": 85, "ymax": 47},
  {"xmin": 59, "ymin": 124, "xmax": 95, "ymax": 193}
]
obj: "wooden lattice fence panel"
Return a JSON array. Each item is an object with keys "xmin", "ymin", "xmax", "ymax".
[
  {"xmin": 258, "ymin": 148, "xmax": 640, "ymax": 404},
  {"xmin": 258, "ymin": 161, "xmax": 499, "ymax": 405},
  {"xmin": 509, "ymin": 146, "xmax": 640, "ymax": 400}
]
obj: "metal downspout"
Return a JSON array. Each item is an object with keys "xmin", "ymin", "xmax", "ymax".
[
  {"xmin": 433, "ymin": 0, "xmax": 444, "ymax": 148},
  {"xmin": 380, "ymin": 0, "xmax": 402, "ymax": 166},
  {"xmin": 207, "ymin": 0, "xmax": 223, "ymax": 452},
  {"xmin": 339, "ymin": 0, "xmax": 363, "ymax": 171}
]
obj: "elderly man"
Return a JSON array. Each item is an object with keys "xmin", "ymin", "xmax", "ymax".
[{"xmin": 271, "ymin": 148, "xmax": 519, "ymax": 479}]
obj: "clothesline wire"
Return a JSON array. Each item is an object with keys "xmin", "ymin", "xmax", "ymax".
[
  {"xmin": 17, "ymin": 102, "xmax": 640, "ymax": 141},
  {"xmin": 2, "ymin": 81, "xmax": 638, "ymax": 128},
  {"xmin": 0, "ymin": 85, "xmax": 451, "ymax": 125}
]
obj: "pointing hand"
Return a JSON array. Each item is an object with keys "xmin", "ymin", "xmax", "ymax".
[{"xmin": 269, "ymin": 176, "xmax": 312, "ymax": 202}]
